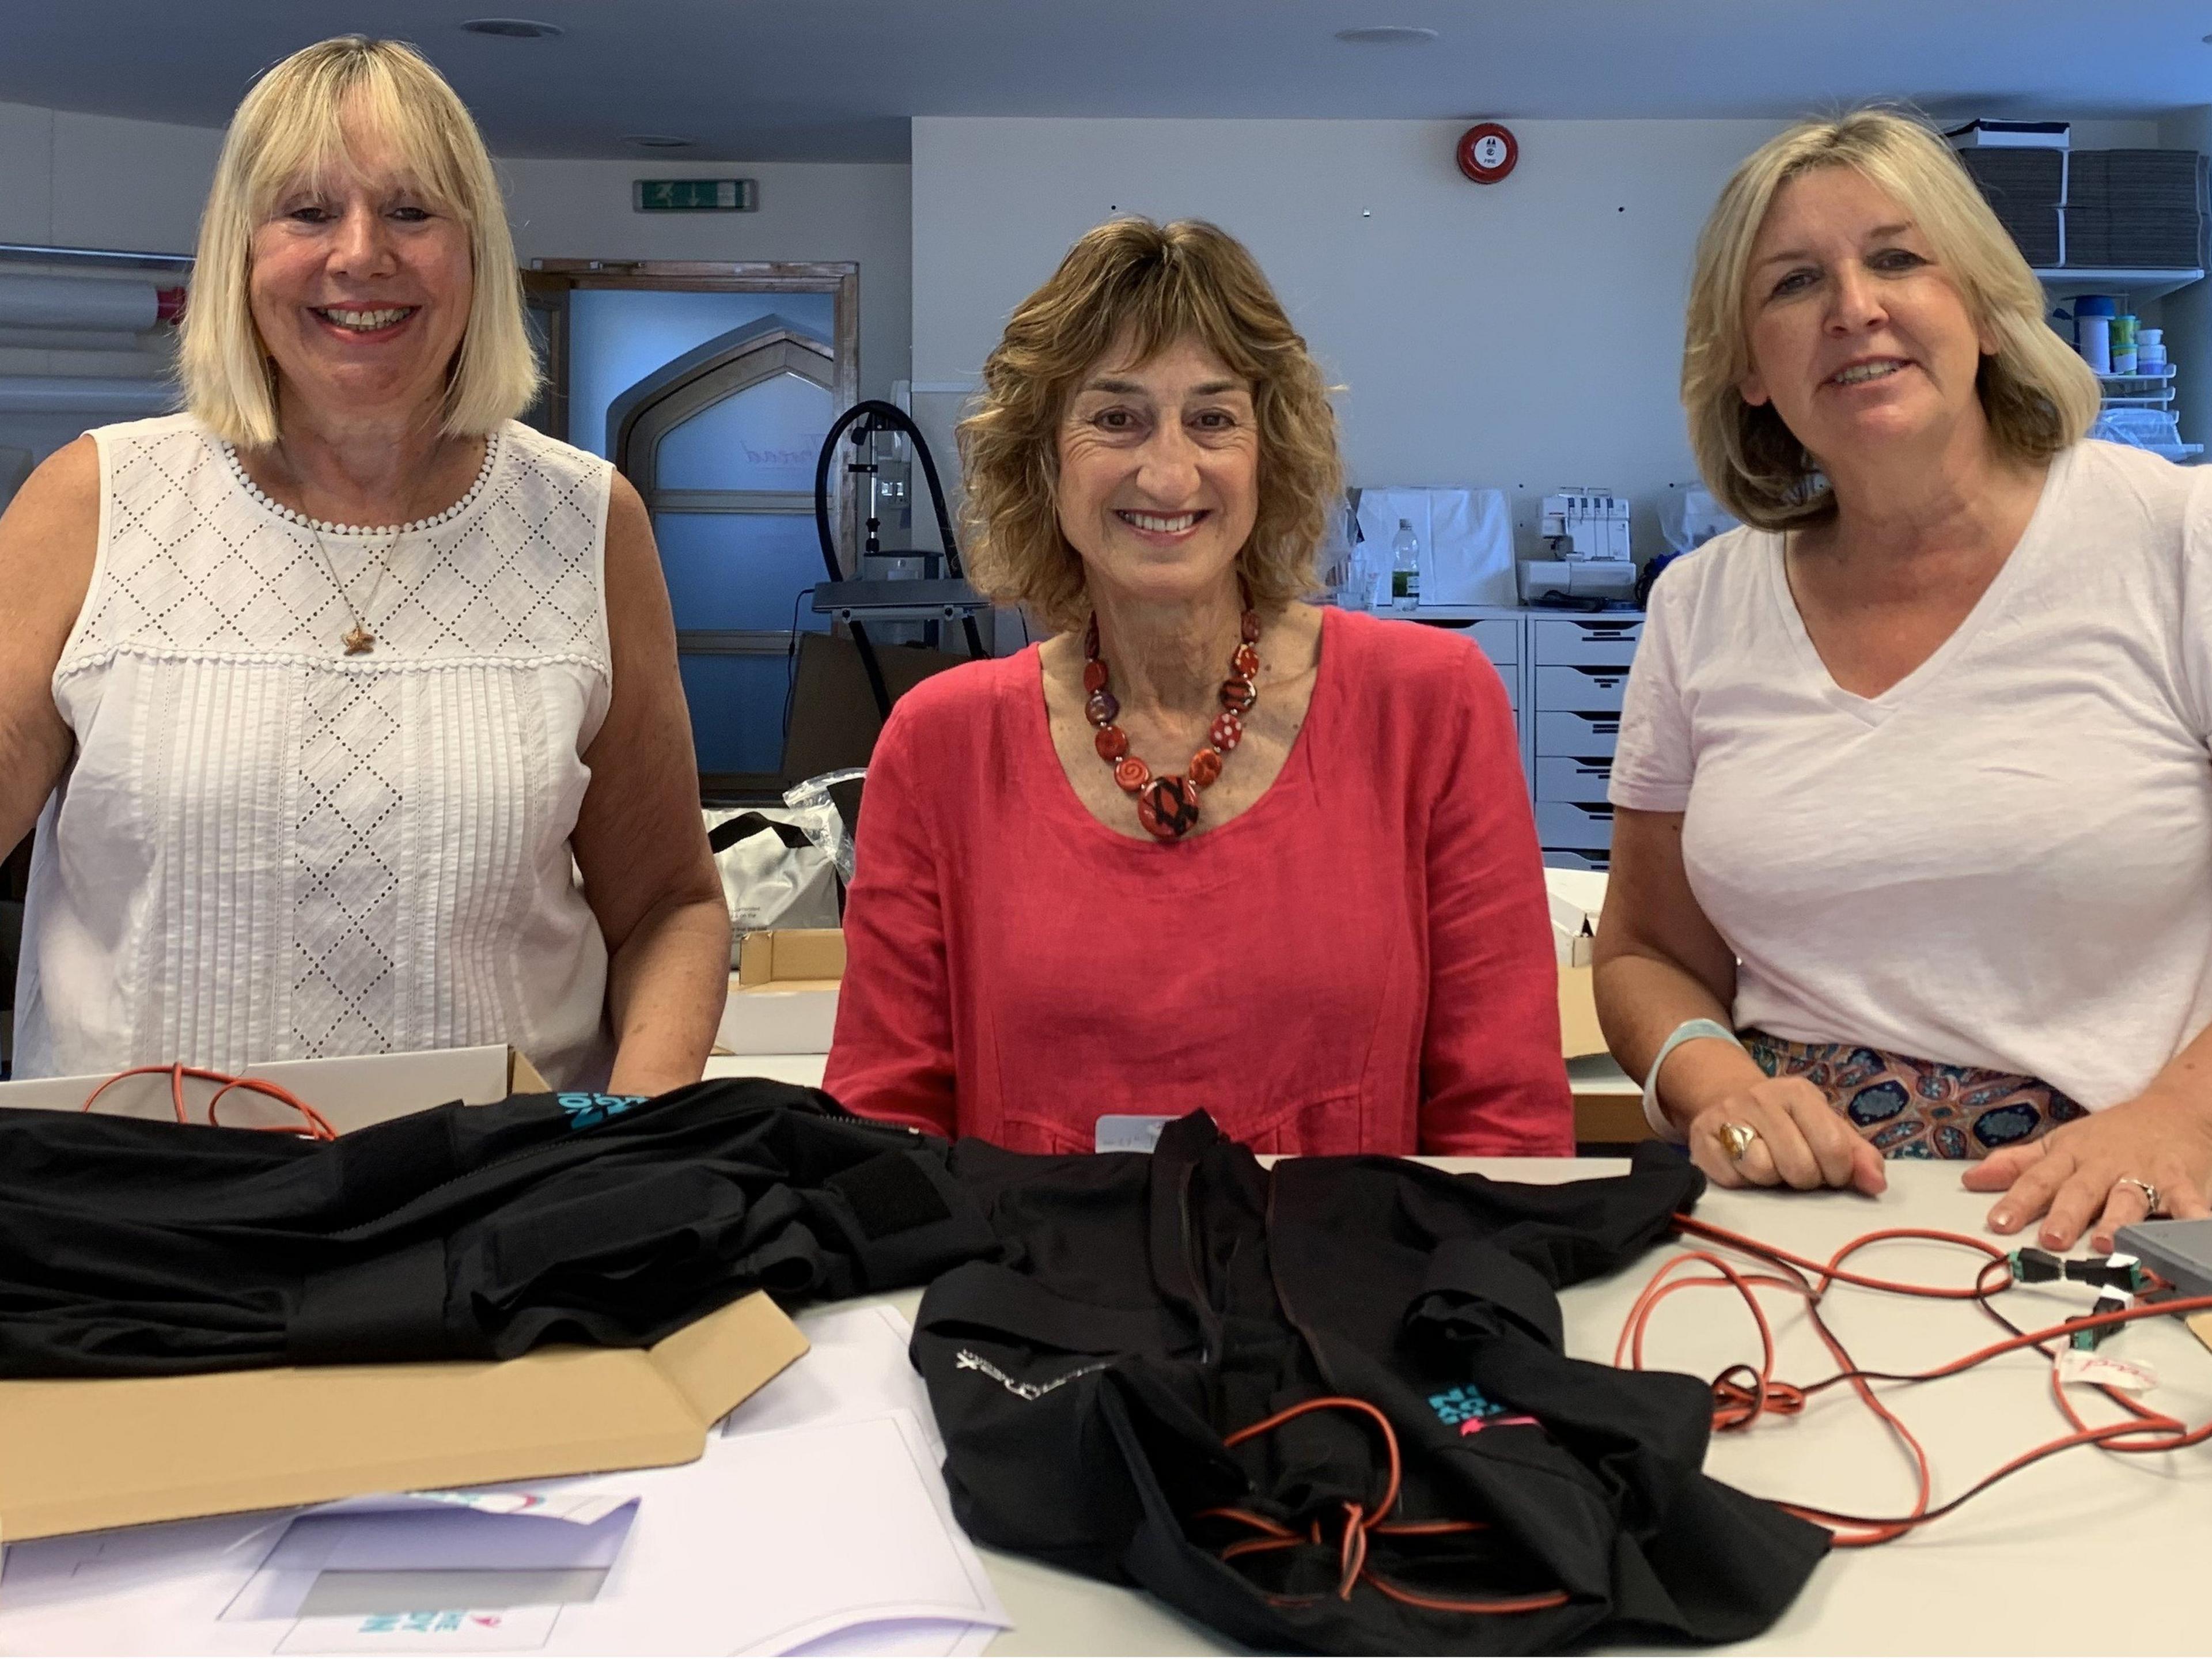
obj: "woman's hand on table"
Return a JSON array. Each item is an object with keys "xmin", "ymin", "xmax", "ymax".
[
  {"xmin": 1964, "ymin": 1091, "xmax": 2212, "ymax": 1252},
  {"xmin": 1682, "ymin": 1076, "xmax": 1888, "ymax": 1196}
]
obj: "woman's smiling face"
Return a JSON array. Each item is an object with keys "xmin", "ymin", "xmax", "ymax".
[
  {"xmin": 1055, "ymin": 332, "xmax": 1260, "ymax": 610},
  {"xmin": 248, "ymin": 109, "xmax": 474, "ymax": 426},
  {"xmin": 1737, "ymin": 165, "xmax": 1997, "ymax": 469}
]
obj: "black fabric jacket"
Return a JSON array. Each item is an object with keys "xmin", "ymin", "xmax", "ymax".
[
  {"xmin": 0, "ymin": 1080, "xmax": 992, "ymax": 1376},
  {"xmin": 915, "ymin": 1113, "xmax": 1828, "ymax": 1654}
]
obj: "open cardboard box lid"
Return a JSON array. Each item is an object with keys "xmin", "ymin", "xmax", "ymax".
[{"xmin": 0, "ymin": 1044, "xmax": 810, "ymax": 1541}]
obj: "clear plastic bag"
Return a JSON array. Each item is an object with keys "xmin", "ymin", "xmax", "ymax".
[{"xmin": 782, "ymin": 767, "xmax": 868, "ymax": 883}]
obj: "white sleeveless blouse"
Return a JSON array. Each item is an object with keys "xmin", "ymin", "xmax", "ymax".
[{"xmin": 15, "ymin": 414, "xmax": 619, "ymax": 1087}]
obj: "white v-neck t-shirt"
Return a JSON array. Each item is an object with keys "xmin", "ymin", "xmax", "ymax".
[{"xmin": 1610, "ymin": 440, "xmax": 2212, "ymax": 1109}]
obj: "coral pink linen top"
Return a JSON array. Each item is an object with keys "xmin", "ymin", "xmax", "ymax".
[{"xmin": 823, "ymin": 607, "xmax": 1572, "ymax": 1156}]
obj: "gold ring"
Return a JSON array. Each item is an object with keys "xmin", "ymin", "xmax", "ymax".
[
  {"xmin": 1719, "ymin": 1121, "xmax": 1759, "ymax": 1165},
  {"xmin": 2116, "ymin": 1176, "xmax": 2162, "ymax": 1216}
]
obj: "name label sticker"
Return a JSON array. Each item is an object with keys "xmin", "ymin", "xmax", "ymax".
[{"xmin": 1094, "ymin": 1115, "xmax": 1173, "ymax": 1154}]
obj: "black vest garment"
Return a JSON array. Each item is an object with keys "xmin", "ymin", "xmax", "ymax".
[
  {"xmin": 0, "ymin": 1080, "xmax": 993, "ymax": 1376},
  {"xmin": 915, "ymin": 1113, "xmax": 1828, "ymax": 1654}
]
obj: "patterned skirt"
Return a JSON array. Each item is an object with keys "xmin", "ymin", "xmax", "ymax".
[{"xmin": 1740, "ymin": 1030, "xmax": 2088, "ymax": 1160}]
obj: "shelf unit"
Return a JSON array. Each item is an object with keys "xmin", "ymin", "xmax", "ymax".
[
  {"xmin": 2036, "ymin": 268, "xmax": 2206, "ymax": 461},
  {"xmin": 2032, "ymin": 268, "xmax": 2205, "ymax": 302}
]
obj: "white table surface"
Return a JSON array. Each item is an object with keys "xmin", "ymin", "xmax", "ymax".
[{"xmin": 837, "ymin": 1160, "xmax": 2212, "ymax": 1658}]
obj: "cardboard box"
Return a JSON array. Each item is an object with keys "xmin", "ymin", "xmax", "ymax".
[
  {"xmin": 0, "ymin": 1043, "xmax": 810, "ymax": 1541},
  {"xmin": 1558, "ymin": 963, "xmax": 1607, "ymax": 1060},
  {"xmin": 0, "ymin": 1292, "xmax": 806, "ymax": 1542},
  {"xmin": 0, "ymin": 1044, "xmax": 548, "ymax": 1133},
  {"xmin": 720, "ymin": 929, "xmax": 844, "ymax": 1056}
]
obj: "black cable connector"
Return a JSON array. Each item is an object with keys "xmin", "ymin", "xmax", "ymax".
[
  {"xmin": 2010, "ymin": 1247, "xmax": 2064, "ymax": 1283},
  {"xmin": 2008, "ymin": 1248, "xmax": 2147, "ymax": 1293}
]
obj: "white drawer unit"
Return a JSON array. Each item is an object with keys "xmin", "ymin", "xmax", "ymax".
[
  {"xmin": 1540, "ymin": 849, "xmax": 1608, "ymax": 872},
  {"xmin": 1535, "ymin": 798, "xmax": 1616, "ymax": 850},
  {"xmin": 1536, "ymin": 710, "xmax": 1621, "ymax": 758},
  {"xmin": 1536, "ymin": 755, "xmax": 1613, "ymax": 800},
  {"xmin": 1524, "ymin": 610, "xmax": 1640, "ymax": 868},
  {"xmin": 1467, "ymin": 617, "xmax": 1519, "ymax": 666},
  {"xmin": 1532, "ymin": 664, "xmax": 1630, "ymax": 713},
  {"xmin": 1532, "ymin": 616, "xmax": 1642, "ymax": 667}
]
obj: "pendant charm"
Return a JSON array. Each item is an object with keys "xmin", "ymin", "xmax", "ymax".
[
  {"xmin": 1136, "ymin": 775, "xmax": 1202, "ymax": 840},
  {"xmin": 342, "ymin": 626, "xmax": 376, "ymax": 656}
]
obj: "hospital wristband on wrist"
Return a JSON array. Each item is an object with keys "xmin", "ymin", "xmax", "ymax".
[{"xmin": 1641, "ymin": 1018, "xmax": 1745, "ymax": 1144}]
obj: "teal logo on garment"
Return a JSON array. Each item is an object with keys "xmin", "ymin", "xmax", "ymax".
[
  {"xmin": 556, "ymin": 1092, "xmax": 647, "ymax": 1130},
  {"xmin": 1427, "ymin": 1385, "xmax": 1540, "ymax": 1437}
]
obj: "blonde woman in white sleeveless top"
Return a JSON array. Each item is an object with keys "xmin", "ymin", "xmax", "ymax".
[{"xmin": 0, "ymin": 38, "xmax": 728, "ymax": 1092}]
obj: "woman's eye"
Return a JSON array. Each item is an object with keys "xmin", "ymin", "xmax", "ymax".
[
  {"xmin": 286, "ymin": 204, "xmax": 331, "ymax": 224},
  {"xmin": 1094, "ymin": 409, "xmax": 1138, "ymax": 431},
  {"xmin": 1871, "ymin": 248, "xmax": 1925, "ymax": 271},
  {"xmin": 1192, "ymin": 411, "xmax": 1236, "ymax": 430},
  {"xmin": 389, "ymin": 204, "xmax": 432, "ymax": 223},
  {"xmin": 1771, "ymin": 269, "xmax": 1816, "ymax": 297}
]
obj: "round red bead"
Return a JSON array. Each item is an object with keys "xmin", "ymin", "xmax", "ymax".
[
  {"xmin": 1240, "ymin": 609, "xmax": 1262, "ymax": 644},
  {"xmin": 1082, "ymin": 659, "xmax": 1109, "ymax": 694},
  {"xmin": 1085, "ymin": 688, "xmax": 1120, "ymax": 727},
  {"xmin": 1188, "ymin": 747, "xmax": 1222, "ymax": 787},
  {"xmin": 1113, "ymin": 756, "xmax": 1152, "ymax": 793},
  {"xmin": 1094, "ymin": 725, "xmax": 1129, "ymax": 761},
  {"xmin": 1232, "ymin": 643, "xmax": 1260, "ymax": 679},
  {"xmin": 1137, "ymin": 775, "xmax": 1202, "ymax": 839},
  {"xmin": 1219, "ymin": 676, "xmax": 1257, "ymax": 714},
  {"xmin": 1210, "ymin": 711, "xmax": 1244, "ymax": 752}
]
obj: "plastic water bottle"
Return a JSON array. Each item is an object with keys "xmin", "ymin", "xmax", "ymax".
[{"xmin": 1391, "ymin": 518, "xmax": 1421, "ymax": 611}]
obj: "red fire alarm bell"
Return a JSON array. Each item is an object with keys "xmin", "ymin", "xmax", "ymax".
[{"xmin": 1457, "ymin": 123, "xmax": 1518, "ymax": 184}]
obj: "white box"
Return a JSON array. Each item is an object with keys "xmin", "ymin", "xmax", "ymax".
[{"xmin": 0, "ymin": 1044, "xmax": 546, "ymax": 1132}]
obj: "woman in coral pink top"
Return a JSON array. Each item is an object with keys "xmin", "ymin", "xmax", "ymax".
[{"xmin": 824, "ymin": 218, "xmax": 1568, "ymax": 1156}]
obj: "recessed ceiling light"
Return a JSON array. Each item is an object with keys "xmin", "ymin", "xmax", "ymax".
[
  {"xmin": 623, "ymin": 134, "xmax": 698, "ymax": 149},
  {"xmin": 1334, "ymin": 25, "xmax": 1440, "ymax": 45},
  {"xmin": 460, "ymin": 18, "xmax": 563, "ymax": 39}
]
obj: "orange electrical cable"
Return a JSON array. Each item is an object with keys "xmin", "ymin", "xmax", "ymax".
[
  {"xmin": 1192, "ymin": 1395, "xmax": 1571, "ymax": 1617},
  {"xmin": 80, "ymin": 1063, "xmax": 337, "ymax": 1141},
  {"xmin": 1619, "ymin": 1210, "xmax": 2212, "ymax": 1547}
]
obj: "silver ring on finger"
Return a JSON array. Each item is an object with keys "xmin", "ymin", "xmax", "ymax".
[
  {"xmin": 1719, "ymin": 1121, "xmax": 1760, "ymax": 1166},
  {"xmin": 2116, "ymin": 1176, "xmax": 2162, "ymax": 1216}
]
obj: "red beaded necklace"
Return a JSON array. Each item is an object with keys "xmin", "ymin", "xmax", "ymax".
[{"xmin": 1082, "ymin": 599, "xmax": 1262, "ymax": 841}]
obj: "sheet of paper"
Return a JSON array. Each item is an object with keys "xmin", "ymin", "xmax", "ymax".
[
  {"xmin": 786, "ymin": 1617, "xmax": 998, "ymax": 1656},
  {"xmin": 546, "ymin": 1411, "xmax": 1006, "ymax": 1656},
  {"xmin": 722, "ymin": 1303, "xmax": 942, "ymax": 1456}
]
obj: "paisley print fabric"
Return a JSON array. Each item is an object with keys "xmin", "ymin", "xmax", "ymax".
[{"xmin": 1741, "ymin": 1029, "xmax": 2089, "ymax": 1160}]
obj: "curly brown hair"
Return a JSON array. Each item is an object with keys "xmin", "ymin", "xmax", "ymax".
[{"xmin": 959, "ymin": 218, "xmax": 1343, "ymax": 634}]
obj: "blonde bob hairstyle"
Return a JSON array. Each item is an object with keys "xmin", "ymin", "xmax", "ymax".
[
  {"xmin": 180, "ymin": 35, "xmax": 539, "ymax": 449},
  {"xmin": 959, "ymin": 218, "xmax": 1342, "ymax": 634},
  {"xmin": 1683, "ymin": 108, "xmax": 2100, "ymax": 531}
]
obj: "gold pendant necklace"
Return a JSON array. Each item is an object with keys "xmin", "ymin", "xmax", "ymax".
[{"xmin": 310, "ymin": 528, "xmax": 400, "ymax": 656}]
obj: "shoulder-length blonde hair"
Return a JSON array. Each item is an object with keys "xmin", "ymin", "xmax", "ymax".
[
  {"xmin": 959, "ymin": 218, "xmax": 1342, "ymax": 633},
  {"xmin": 1683, "ymin": 108, "xmax": 2100, "ymax": 530},
  {"xmin": 180, "ymin": 35, "xmax": 538, "ymax": 449}
]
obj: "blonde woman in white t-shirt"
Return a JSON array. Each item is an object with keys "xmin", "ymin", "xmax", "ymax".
[
  {"xmin": 1597, "ymin": 108, "xmax": 2212, "ymax": 1253},
  {"xmin": 0, "ymin": 39, "xmax": 728, "ymax": 1090}
]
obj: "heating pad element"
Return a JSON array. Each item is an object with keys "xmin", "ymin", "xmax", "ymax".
[
  {"xmin": 915, "ymin": 1115, "xmax": 1828, "ymax": 1654},
  {"xmin": 0, "ymin": 1080, "xmax": 995, "ymax": 1376}
]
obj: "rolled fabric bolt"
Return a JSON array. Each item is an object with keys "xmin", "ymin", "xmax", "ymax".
[{"xmin": 0, "ymin": 273, "xmax": 164, "ymax": 333}]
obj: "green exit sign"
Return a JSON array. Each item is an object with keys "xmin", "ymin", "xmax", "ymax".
[{"xmin": 632, "ymin": 179, "xmax": 757, "ymax": 213}]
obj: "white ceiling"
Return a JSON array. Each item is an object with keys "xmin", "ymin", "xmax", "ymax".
[{"xmin": 5, "ymin": 0, "xmax": 2212, "ymax": 162}]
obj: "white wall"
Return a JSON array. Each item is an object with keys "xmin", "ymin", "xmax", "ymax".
[
  {"xmin": 912, "ymin": 115, "xmax": 2195, "ymax": 560},
  {"xmin": 0, "ymin": 101, "xmax": 913, "ymax": 461},
  {"xmin": 498, "ymin": 158, "xmax": 910, "ymax": 404},
  {"xmin": 913, "ymin": 116, "xmax": 1794, "ymax": 559}
]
